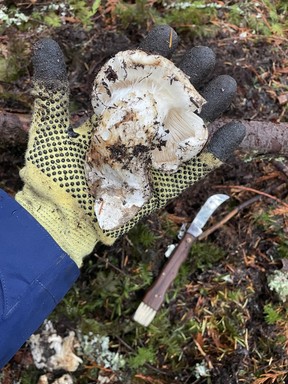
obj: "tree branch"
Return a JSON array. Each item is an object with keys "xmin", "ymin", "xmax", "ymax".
[
  {"xmin": 0, "ymin": 110, "xmax": 287, "ymax": 155},
  {"xmin": 208, "ymin": 118, "xmax": 288, "ymax": 156},
  {"xmin": 0, "ymin": 111, "xmax": 30, "ymax": 148}
]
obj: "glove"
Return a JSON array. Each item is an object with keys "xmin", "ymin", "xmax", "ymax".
[{"xmin": 16, "ymin": 25, "xmax": 246, "ymax": 267}]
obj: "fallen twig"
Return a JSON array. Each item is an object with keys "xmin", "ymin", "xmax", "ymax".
[
  {"xmin": 272, "ymin": 159, "xmax": 288, "ymax": 180},
  {"xmin": 134, "ymin": 374, "xmax": 165, "ymax": 384},
  {"xmin": 198, "ymin": 194, "xmax": 261, "ymax": 241},
  {"xmin": 215, "ymin": 185, "xmax": 288, "ymax": 209},
  {"xmin": 94, "ymin": 253, "xmax": 128, "ymax": 276},
  {"xmin": 199, "ymin": 182, "xmax": 288, "ymax": 240}
]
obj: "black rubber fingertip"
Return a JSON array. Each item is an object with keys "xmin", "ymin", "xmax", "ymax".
[
  {"xmin": 199, "ymin": 75, "xmax": 237, "ymax": 123},
  {"xmin": 139, "ymin": 25, "xmax": 179, "ymax": 58},
  {"xmin": 33, "ymin": 38, "xmax": 67, "ymax": 83},
  {"xmin": 207, "ymin": 121, "xmax": 246, "ymax": 161},
  {"xmin": 179, "ymin": 46, "xmax": 216, "ymax": 88}
]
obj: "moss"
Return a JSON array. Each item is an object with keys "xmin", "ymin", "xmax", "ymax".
[
  {"xmin": 128, "ymin": 346, "xmax": 156, "ymax": 369},
  {"xmin": 163, "ymin": 2, "xmax": 218, "ymax": 36},
  {"xmin": 0, "ymin": 39, "xmax": 29, "ymax": 82},
  {"xmin": 277, "ymin": 240, "xmax": 288, "ymax": 259},
  {"xmin": 128, "ymin": 222, "xmax": 158, "ymax": 249},
  {"xmin": 17, "ymin": 367, "xmax": 40, "ymax": 384},
  {"xmin": 114, "ymin": 0, "xmax": 162, "ymax": 30},
  {"xmin": 190, "ymin": 241, "xmax": 226, "ymax": 272},
  {"xmin": 263, "ymin": 303, "xmax": 283, "ymax": 325}
]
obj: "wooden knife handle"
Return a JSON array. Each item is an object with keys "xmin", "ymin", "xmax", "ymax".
[{"xmin": 143, "ymin": 232, "xmax": 196, "ymax": 311}]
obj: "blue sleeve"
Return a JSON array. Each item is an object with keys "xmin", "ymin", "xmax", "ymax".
[{"xmin": 0, "ymin": 190, "xmax": 80, "ymax": 368}]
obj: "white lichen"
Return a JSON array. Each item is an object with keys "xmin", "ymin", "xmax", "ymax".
[
  {"xmin": 0, "ymin": 6, "xmax": 29, "ymax": 26},
  {"xmin": 268, "ymin": 270, "xmax": 288, "ymax": 302},
  {"xmin": 194, "ymin": 361, "xmax": 211, "ymax": 379},
  {"xmin": 78, "ymin": 332, "xmax": 125, "ymax": 371}
]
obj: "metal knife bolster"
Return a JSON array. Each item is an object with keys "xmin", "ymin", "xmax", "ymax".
[{"xmin": 187, "ymin": 223, "xmax": 203, "ymax": 238}]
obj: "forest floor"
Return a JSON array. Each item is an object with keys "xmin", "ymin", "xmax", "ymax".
[{"xmin": 0, "ymin": 1, "xmax": 288, "ymax": 383}]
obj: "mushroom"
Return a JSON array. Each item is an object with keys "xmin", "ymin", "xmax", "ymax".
[{"xmin": 85, "ymin": 49, "xmax": 208, "ymax": 230}]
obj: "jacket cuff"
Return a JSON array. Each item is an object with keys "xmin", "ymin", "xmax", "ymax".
[{"xmin": 0, "ymin": 189, "xmax": 80, "ymax": 368}]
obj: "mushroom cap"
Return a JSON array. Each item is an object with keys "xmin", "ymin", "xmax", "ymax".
[
  {"xmin": 91, "ymin": 49, "xmax": 207, "ymax": 171},
  {"xmin": 86, "ymin": 49, "xmax": 208, "ymax": 230}
]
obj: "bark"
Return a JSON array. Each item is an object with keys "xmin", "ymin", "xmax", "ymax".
[
  {"xmin": 208, "ymin": 118, "xmax": 288, "ymax": 156},
  {"xmin": 0, "ymin": 111, "xmax": 287, "ymax": 155},
  {"xmin": 0, "ymin": 111, "xmax": 30, "ymax": 148}
]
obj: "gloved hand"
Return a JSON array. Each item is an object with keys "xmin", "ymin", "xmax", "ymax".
[{"xmin": 16, "ymin": 25, "xmax": 245, "ymax": 267}]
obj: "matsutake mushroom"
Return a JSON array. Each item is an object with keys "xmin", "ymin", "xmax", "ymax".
[{"xmin": 85, "ymin": 49, "xmax": 208, "ymax": 230}]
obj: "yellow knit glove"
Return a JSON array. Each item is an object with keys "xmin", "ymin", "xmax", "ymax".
[
  {"xmin": 15, "ymin": 85, "xmax": 111, "ymax": 266},
  {"xmin": 16, "ymin": 28, "xmax": 245, "ymax": 267}
]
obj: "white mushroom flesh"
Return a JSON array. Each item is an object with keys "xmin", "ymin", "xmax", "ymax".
[{"xmin": 85, "ymin": 49, "xmax": 208, "ymax": 230}]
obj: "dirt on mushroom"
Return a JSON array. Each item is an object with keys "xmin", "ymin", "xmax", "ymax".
[{"xmin": 86, "ymin": 49, "xmax": 207, "ymax": 230}]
